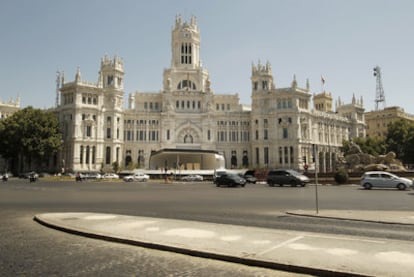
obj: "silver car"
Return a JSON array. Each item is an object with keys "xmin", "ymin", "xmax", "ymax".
[
  {"xmin": 123, "ymin": 172, "xmax": 150, "ymax": 182},
  {"xmin": 181, "ymin": 174, "xmax": 203, "ymax": 181},
  {"xmin": 360, "ymin": 171, "xmax": 413, "ymax": 190}
]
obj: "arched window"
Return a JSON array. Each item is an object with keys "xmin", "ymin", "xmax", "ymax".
[
  {"xmin": 177, "ymin": 80, "xmax": 196, "ymax": 90},
  {"xmin": 125, "ymin": 155, "xmax": 132, "ymax": 167}
]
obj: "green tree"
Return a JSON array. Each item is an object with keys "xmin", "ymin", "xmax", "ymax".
[
  {"xmin": 385, "ymin": 119, "xmax": 414, "ymax": 164},
  {"xmin": 0, "ymin": 107, "xmax": 62, "ymax": 172},
  {"xmin": 112, "ymin": 161, "xmax": 120, "ymax": 173}
]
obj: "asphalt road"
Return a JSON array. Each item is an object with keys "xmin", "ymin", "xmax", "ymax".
[{"xmin": 1, "ymin": 178, "xmax": 414, "ymax": 276}]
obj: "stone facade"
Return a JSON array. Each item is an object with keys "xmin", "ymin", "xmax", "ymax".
[{"xmin": 54, "ymin": 16, "xmax": 365, "ymax": 173}]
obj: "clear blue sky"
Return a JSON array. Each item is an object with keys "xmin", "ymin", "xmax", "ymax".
[{"xmin": 1, "ymin": 0, "xmax": 413, "ymax": 113}]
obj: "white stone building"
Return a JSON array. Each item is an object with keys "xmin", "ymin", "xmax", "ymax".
[{"xmin": 55, "ymin": 15, "xmax": 365, "ymax": 174}]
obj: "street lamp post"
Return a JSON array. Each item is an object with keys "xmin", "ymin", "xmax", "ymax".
[{"xmin": 313, "ymin": 144, "xmax": 319, "ymax": 214}]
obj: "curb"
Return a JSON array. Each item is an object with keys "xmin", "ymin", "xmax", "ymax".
[
  {"xmin": 33, "ymin": 214, "xmax": 368, "ymax": 277},
  {"xmin": 286, "ymin": 211, "xmax": 414, "ymax": 226}
]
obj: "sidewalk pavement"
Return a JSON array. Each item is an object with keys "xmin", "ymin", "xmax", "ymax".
[{"xmin": 34, "ymin": 211, "xmax": 414, "ymax": 277}]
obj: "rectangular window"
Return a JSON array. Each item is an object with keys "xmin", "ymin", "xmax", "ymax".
[
  {"xmin": 92, "ymin": 146, "xmax": 96, "ymax": 164},
  {"xmin": 106, "ymin": 128, "xmax": 111, "ymax": 139},
  {"xmin": 85, "ymin": 146, "xmax": 90, "ymax": 164},
  {"xmin": 264, "ymin": 147, "xmax": 269, "ymax": 165},
  {"xmin": 284, "ymin": 147, "xmax": 289, "ymax": 164},
  {"xmin": 283, "ymin": 128, "xmax": 288, "ymax": 139},
  {"xmin": 80, "ymin": 146, "xmax": 84, "ymax": 164},
  {"xmin": 167, "ymin": 129, "xmax": 170, "ymax": 140},
  {"xmin": 106, "ymin": 147, "xmax": 111, "ymax": 164},
  {"xmin": 86, "ymin": 126, "xmax": 92, "ymax": 137}
]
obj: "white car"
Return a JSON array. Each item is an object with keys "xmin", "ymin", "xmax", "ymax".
[
  {"xmin": 360, "ymin": 171, "xmax": 413, "ymax": 190},
  {"xmin": 102, "ymin": 173, "xmax": 119, "ymax": 179},
  {"xmin": 123, "ymin": 172, "xmax": 150, "ymax": 182},
  {"xmin": 181, "ymin": 174, "xmax": 203, "ymax": 181}
]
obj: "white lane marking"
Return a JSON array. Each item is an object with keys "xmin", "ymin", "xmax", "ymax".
[
  {"xmin": 84, "ymin": 215, "xmax": 117, "ymax": 220},
  {"xmin": 305, "ymin": 233, "xmax": 385, "ymax": 244},
  {"xmin": 375, "ymin": 251, "xmax": 414, "ymax": 265},
  {"xmin": 252, "ymin": 240, "xmax": 272, "ymax": 245},
  {"xmin": 258, "ymin": 235, "xmax": 304, "ymax": 255},
  {"xmin": 326, "ymin": 248, "xmax": 358, "ymax": 256},
  {"xmin": 145, "ymin": 227, "xmax": 160, "ymax": 232},
  {"xmin": 288, "ymin": 243, "xmax": 319, "ymax": 251},
  {"xmin": 220, "ymin": 235, "xmax": 242, "ymax": 241},
  {"xmin": 289, "ymin": 244, "xmax": 358, "ymax": 256},
  {"xmin": 164, "ymin": 228, "xmax": 216, "ymax": 238}
]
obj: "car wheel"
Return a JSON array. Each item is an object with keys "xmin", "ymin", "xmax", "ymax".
[
  {"xmin": 363, "ymin": 183, "xmax": 372, "ymax": 190},
  {"xmin": 397, "ymin": 183, "xmax": 406, "ymax": 190},
  {"xmin": 267, "ymin": 180, "xmax": 274, "ymax": 187},
  {"xmin": 290, "ymin": 181, "xmax": 297, "ymax": 187}
]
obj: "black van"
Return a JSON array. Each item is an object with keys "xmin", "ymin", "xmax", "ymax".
[{"xmin": 266, "ymin": 169, "xmax": 309, "ymax": 187}]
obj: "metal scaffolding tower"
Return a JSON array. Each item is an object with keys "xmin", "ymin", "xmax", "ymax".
[
  {"xmin": 55, "ymin": 71, "xmax": 61, "ymax": 108},
  {"xmin": 373, "ymin": 66, "xmax": 386, "ymax": 110}
]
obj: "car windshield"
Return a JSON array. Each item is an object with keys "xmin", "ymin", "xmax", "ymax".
[{"xmin": 287, "ymin": 170, "xmax": 301, "ymax": 176}]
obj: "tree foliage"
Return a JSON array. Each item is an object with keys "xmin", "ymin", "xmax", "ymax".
[
  {"xmin": 385, "ymin": 119, "xmax": 414, "ymax": 164},
  {"xmin": 0, "ymin": 107, "xmax": 62, "ymax": 165}
]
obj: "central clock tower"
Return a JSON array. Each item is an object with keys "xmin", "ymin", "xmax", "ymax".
[{"xmin": 163, "ymin": 15, "xmax": 210, "ymax": 93}]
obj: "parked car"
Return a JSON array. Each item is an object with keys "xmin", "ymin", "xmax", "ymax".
[
  {"xmin": 266, "ymin": 169, "xmax": 310, "ymax": 187},
  {"xmin": 215, "ymin": 173, "xmax": 246, "ymax": 187},
  {"xmin": 123, "ymin": 172, "xmax": 150, "ymax": 182},
  {"xmin": 242, "ymin": 170, "xmax": 257, "ymax": 184},
  {"xmin": 102, "ymin": 173, "xmax": 119, "ymax": 179},
  {"xmin": 360, "ymin": 171, "xmax": 413, "ymax": 190},
  {"xmin": 181, "ymin": 174, "xmax": 203, "ymax": 181},
  {"xmin": 2, "ymin": 172, "xmax": 9, "ymax": 182}
]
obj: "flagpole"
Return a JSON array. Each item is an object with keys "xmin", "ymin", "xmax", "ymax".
[{"xmin": 321, "ymin": 75, "xmax": 325, "ymax": 92}]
